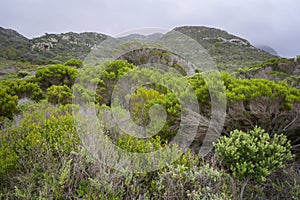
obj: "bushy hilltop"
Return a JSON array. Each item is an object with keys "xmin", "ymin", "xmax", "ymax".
[
  {"xmin": 0, "ymin": 27, "xmax": 108, "ymax": 64},
  {"xmin": 174, "ymin": 26, "xmax": 277, "ymax": 70},
  {"xmin": 31, "ymin": 32, "xmax": 108, "ymax": 63},
  {"xmin": 0, "ymin": 26, "xmax": 276, "ymax": 70},
  {"xmin": 255, "ymin": 44, "xmax": 279, "ymax": 56},
  {"xmin": 0, "ymin": 27, "xmax": 32, "ymax": 62}
]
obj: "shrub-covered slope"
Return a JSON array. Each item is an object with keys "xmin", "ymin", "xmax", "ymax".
[{"xmin": 174, "ymin": 26, "xmax": 277, "ymax": 71}]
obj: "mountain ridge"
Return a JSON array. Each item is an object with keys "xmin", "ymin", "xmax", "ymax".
[
  {"xmin": 255, "ymin": 44, "xmax": 279, "ymax": 56},
  {"xmin": 0, "ymin": 26, "xmax": 277, "ymax": 70}
]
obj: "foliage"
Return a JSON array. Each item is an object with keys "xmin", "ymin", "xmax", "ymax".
[
  {"xmin": 238, "ymin": 58, "xmax": 296, "ymax": 74},
  {"xmin": 220, "ymin": 72, "xmax": 300, "ymax": 139},
  {"xmin": 0, "ymin": 79, "xmax": 44, "ymax": 122},
  {"xmin": 116, "ymin": 135, "xmax": 166, "ymax": 153},
  {"xmin": 222, "ymin": 72, "xmax": 300, "ymax": 107},
  {"xmin": 47, "ymin": 85, "xmax": 73, "ymax": 105},
  {"xmin": 35, "ymin": 64, "xmax": 78, "ymax": 91},
  {"xmin": 257, "ymin": 164, "xmax": 300, "ymax": 200},
  {"xmin": 0, "ymin": 100, "xmax": 298, "ymax": 199},
  {"xmin": 237, "ymin": 57, "xmax": 300, "ymax": 88},
  {"xmin": 97, "ymin": 60, "xmax": 137, "ymax": 105},
  {"xmin": 17, "ymin": 70, "xmax": 30, "ymax": 78},
  {"xmin": 0, "ymin": 137, "xmax": 18, "ymax": 175},
  {"xmin": 0, "ymin": 88, "xmax": 18, "ymax": 120},
  {"xmin": 0, "ymin": 79, "xmax": 44, "ymax": 101},
  {"xmin": 238, "ymin": 58, "xmax": 281, "ymax": 73},
  {"xmin": 1, "ymin": 26, "xmax": 300, "ymax": 199},
  {"xmin": 0, "ymin": 104, "xmax": 80, "ymax": 196},
  {"xmin": 151, "ymin": 163, "xmax": 232, "ymax": 199},
  {"xmin": 64, "ymin": 58, "xmax": 83, "ymax": 68},
  {"xmin": 129, "ymin": 87, "xmax": 167, "ymax": 126},
  {"xmin": 214, "ymin": 126, "xmax": 294, "ymax": 182}
]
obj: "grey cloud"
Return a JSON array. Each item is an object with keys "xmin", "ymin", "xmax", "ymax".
[{"xmin": 0, "ymin": 0, "xmax": 299, "ymax": 57}]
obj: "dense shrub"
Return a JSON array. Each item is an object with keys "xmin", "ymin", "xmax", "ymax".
[
  {"xmin": 1, "ymin": 55, "xmax": 300, "ymax": 199},
  {"xmin": 151, "ymin": 163, "xmax": 232, "ymax": 199},
  {"xmin": 64, "ymin": 59, "xmax": 83, "ymax": 68},
  {"xmin": 0, "ymin": 79, "xmax": 44, "ymax": 123},
  {"xmin": 35, "ymin": 64, "xmax": 78, "ymax": 91},
  {"xmin": 220, "ymin": 73, "xmax": 300, "ymax": 146},
  {"xmin": 0, "ymin": 102, "xmax": 298, "ymax": 199},
  {"xmin": 47, "ymin": 85, "xmax": 73, "ymax": 105},
  {"xmin": 214, "ymin": 127, "xmax": 295, "ymax": 199},
  {"xmin": 0, "ymin": 105, "xmax": 80, "ymax": 197},
  {"xmin": 0, "ymin": 88, "xmax": 18, "ymax": 120},
  {"xmin": 0, "ymin": 80, "xmax": 44, "ymax": 102},
  {"xmin": 214, "ymin": 126, "xmax": 294, "ymax": 182},
  {"xmin": 222, "ymin": 72, "xmax": 300, "ymax": 107},
  {"xmin": 96, "ymin": 60, "xmax": 136, "ymax": 105},
  {"xmin": 17, "ymin": 70, "xmax": 30, "ymax": 78}
]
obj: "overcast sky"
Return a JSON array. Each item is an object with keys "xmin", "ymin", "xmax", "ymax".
[{"xmin": 0, "ymin": 0, "xmax": 299, "ymax": 57}]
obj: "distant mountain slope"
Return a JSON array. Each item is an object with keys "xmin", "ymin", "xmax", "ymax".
[
  {"xmin": 173, "ymin": 26, "xmax": 277, "ymax": 71},
  {"xmin": 118, "ymin": 33, "xmax": 164, "ymax": 43},
  {"xmin": 255, "ymin": 45, "xmax": 279, "ymax": 56},
  {"xmin": 0, "ymin": 26, "xmax": 278, "ymax": 70},
  {"xmin": 0, "ymin": 27, "xmax": 108, "ymax": 64},
  {"xmin": 31, "ymin": 32, "xmax": 108, "ymax": 63},
  {"xmin": 0, "ymin": 27, "xmax": 32, "ymax": 61}
]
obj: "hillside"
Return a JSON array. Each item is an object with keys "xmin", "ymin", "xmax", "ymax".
[
  {"xmin": 255, "ymin": 44, "xmax": 279, "ymax": 56},
  {"xmin": 0, "ymin": 26, "xmax": 278, "ymax": 71},
  {"xmin": 0, "ymin": 27, "xmax": 108, "ymax": 65},
  {"xmin": 31, "ymin": 32, "xmax": 108, "ymax": 63},
  {"xmin": 118, "ymin": 33, "xmax": 163, "ymax": 43},
  {"xmin": 174, "ymin": 26, "xmax": 277, "ymax": 71},
  {"xmin": 0, "ymin": 27, "xmax": 32, "ymax": 61}
]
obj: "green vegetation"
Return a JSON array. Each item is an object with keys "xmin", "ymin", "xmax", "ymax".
[
  {"xmin": 222, "ymin": 72, "xmax": 300, "ymax": 107},
  {"xmin": 1, "ymin": 103, "xmax": 298, "ymax": 199},
  {"xmin": 0, "ymin": 88, "xmax": 18, "ymax": 120},
  {"xmin": 47, "ymin": 85, "xmax": 73, "ymax": 105},
  {"xmin": 174, "ymin": 26, "xmax": 277, "ymax": 71},
  {"xmin": 0, "ymin": 27, "xmax": 300, "ymax": 198},
  {"xmin": 238, "ymin": 57, "xmax": 300, "ymax": 88},
  {"xmin": 0, "ymin": 79, "xmax": 44, "ymax": 101},
  {"xmin": 64, "ymin": 58, "xmax": 83, "ymax": 68},
  {"xmin": 215, "ymin": 126, "xmax": 294, "ymax": 199},
  {"xmin": 215, "ymin": 126, "xmax": 293, "ymax": 182},
  {"xmin": 35, "ymin": 64, "xmax": 78, "ymax": 91}
]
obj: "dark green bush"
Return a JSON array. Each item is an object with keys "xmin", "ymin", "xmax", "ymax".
[
  {"xmin": 17, "ymin": 71, "xmax": 30, "ymax": 78},
  {"xmin": 97, "ymin": 60, "xmax": 136, "ymax": 105},
  {"xmin": 0, "ymin": 88, "xmax": 18, "ymax": 120},
  {"xmin": 64, "ymin": 59, "xmax": 83, "ymax": 68},
  {"xmin": 0, "ymin": 80, "xmax": 44, "ymax": 102},
  {"xmin": 47, "ymin": 85, "xmax": 73, "ymax": 105},
  {"xmin": 35, "ymin": 64, "xmax": 78, "ymax": 91}
]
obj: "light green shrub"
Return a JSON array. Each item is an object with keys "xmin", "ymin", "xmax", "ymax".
[
  {"xmin": 64, "ymin": 58, "xmax": 83, "ymax": 68},
  {"xmin": 151, "ymin": 163, "xmax": 232, "ymax": 199},
  {"xmin": 214, "ymin": 126, "xmax": 294, "ymax": 182},
  {"xmin": 46, "ymin": 85, "xmax": 73, "ymax": 105}
]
